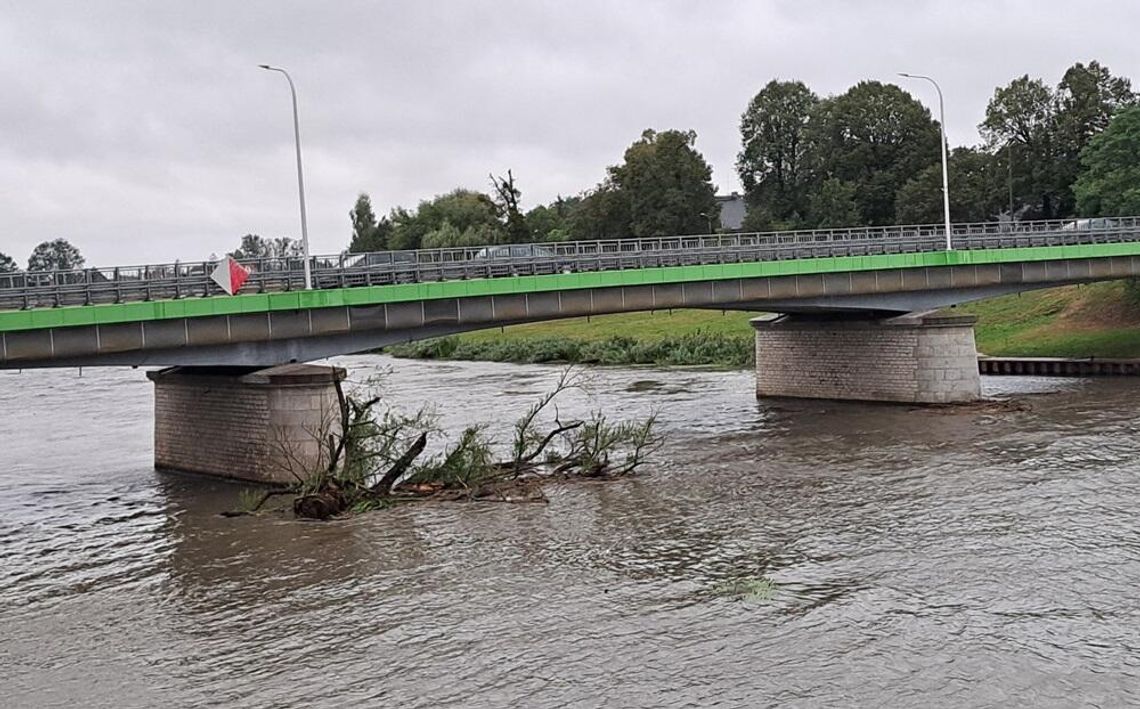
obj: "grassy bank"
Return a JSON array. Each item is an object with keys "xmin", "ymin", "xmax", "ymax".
[
  {"xmin": 386, "ymin": 280, "xmax": 1140, "ymax": 366},
  {"xmin": 963, "ymin": 280, "xmax": 1140, "ymax": 357},
  {"xmin": 387, "ymin": 310, "xmax": 755, "ymax": 367}
]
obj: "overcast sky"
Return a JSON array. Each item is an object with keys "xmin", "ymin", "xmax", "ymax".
[{"xmin": 2, "ymin": 0, "xmax": 1138, "ymax": 266}]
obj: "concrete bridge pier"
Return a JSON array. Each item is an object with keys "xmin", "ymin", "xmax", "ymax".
[
  {"xmin": 751, "ymin": 313, "xmax": 981, "ymax": 404},
  {"xmin": 147, "ymin": 363, "xmax": 345, "ymax": 484}
]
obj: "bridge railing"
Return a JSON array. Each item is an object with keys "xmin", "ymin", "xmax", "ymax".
[{"xmin": 2, "ymin": 217, "xmax": 1139, "ymax": 311}]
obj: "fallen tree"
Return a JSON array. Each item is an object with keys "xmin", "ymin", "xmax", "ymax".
[{"xmin": 241, "ymin": 368, "xmax": 662, "ymax": 520}]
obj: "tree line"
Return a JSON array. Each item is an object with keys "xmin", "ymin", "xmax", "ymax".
[
  {"xmin": 346, "ymin": 58, "xmax": 1140, "ymax": 254},
  {"xmin": 5, "ymin": 58, "xmax": 1138, "ymax": 272},
  {"xmin": 739, "ymin": 62, "xmax": 1137, "ymax": 229},
  {"xmin": 347, "ymin": 128, "xmax": 718, "ymax": 252},
  {"xmin": 0, "ymin": 233, "xmax": 308, "ymax": 276},
  {"xmin": 0, "ymin": 239, "xmax": 86, "ymax": 274}
]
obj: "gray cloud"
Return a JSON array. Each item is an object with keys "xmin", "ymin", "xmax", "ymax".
[{"xmin": 1, "ymin": 0, "xmax": 1137, "ymax": 266}]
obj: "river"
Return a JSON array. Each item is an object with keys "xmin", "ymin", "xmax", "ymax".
[{"xmin": 2, "ymin": 357, "xmax": 1139, "ymax": 708}]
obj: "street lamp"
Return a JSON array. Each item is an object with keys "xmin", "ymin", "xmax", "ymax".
[
  {"xmin": 699, "ymin": 211, "xmax": 714, "ymax": 234},
  {"xmin": 259, "ymin": 64, "xmax": 313, "ymax": 289},
  {"xmin": 898, "ymin": 72, "xmax": 952, "ymax": 251}
]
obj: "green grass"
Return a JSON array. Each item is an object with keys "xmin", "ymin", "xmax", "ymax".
[
  {"xmin": 459, "ymin": 309, "xmax": 757, "ymax": 343},
  {"xmin": 962, "ymin": 280, "xmax": 1140, "ymax": 357},
  {"xmin": 386, "ymin": 279, "xmax": 1140, "ymax": 366}
]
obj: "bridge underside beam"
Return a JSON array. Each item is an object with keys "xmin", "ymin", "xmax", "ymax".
[
  {"xmin": 3, "ymin": 254, "xmax": 1137, "ymax": 369},
  {"xmin": 752, "ymin": 313, "xmax": 982, "ymax": 404}
]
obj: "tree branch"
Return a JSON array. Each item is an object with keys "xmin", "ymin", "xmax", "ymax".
[{"xmin": 370, "ymin": 432, "xmax": 428, "ymax": 495}]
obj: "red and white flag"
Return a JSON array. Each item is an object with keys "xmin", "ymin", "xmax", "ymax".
[{"xmin": 210, "ymin": 256, "xmax": 251, "ymax": 295}]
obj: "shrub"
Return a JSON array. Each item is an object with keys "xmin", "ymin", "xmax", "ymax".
[{"xmin": 386, "ymin": 330, "xmax": 755, "ymax": 368}]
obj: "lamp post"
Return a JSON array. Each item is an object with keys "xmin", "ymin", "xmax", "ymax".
[
  {"xmin": 259, "ymin": 64, "xmax": 312, "ymax": 289},
  {"xmin": 898, "ymin": 72, "xmax": 952, "ymax": 251},
  {"xmin": 699, "ymin": 212, "xmax": 714, "ymax": 234},
  {"xmin": 1007, "ymin": 142, "xmax": 1015, "ymax": 219}
]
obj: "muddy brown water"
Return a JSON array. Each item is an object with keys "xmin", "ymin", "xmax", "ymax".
[{"xmin": 2, "ymin": 356, "xmax": 1139, "ymax": 708}]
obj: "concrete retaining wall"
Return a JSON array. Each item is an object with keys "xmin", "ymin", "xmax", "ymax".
[
  {"xmin": 978, "ymin": 356, "xmax": 1140, "ymax": 376},
  {"xmin": 148, "ymin": 364, "xmax": 344, "ymax": 483},
  {"xmin": 752, "ymin": 314, "xmax": 981, "ymax": 403}
]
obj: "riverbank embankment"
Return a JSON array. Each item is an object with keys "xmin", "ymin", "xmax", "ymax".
[{"xmin": 385, "ymin": 281, "xmax": 1140, "ymax": 368}]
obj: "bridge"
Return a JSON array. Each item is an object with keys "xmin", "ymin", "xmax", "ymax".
[
  {"xmin": 5, "ymin": 217, "xmax": 1139, "ymax": 482},
  {"xmin": 4, "ymin": 218, "xmax": 1140, "ymax": 369}
]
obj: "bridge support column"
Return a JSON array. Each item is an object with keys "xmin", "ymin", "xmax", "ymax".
[
  {"xmin": 147, "ymin": 364, "xmax": 345, "ymax": 484},
  {"xmin": 751, "ymin": 313, "xmax": 980, "ymax": 403}
]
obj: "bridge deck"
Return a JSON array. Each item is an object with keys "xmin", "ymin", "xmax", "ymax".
[{"xmin": 2, "ymin": 218, "xmax": 1140, "ymax": 335}]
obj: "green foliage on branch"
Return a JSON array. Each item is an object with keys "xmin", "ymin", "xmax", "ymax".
[
  {"xmin": 1075, "ymin": 106, "xmax": 1140, "ymax": 216},
  {"xmin": 268, "ymin": 368, "xmax": 662, "ymax": 519},
  {"xmin": 403, "ymin": 425, "xmax": 496, "ymax": 489}
]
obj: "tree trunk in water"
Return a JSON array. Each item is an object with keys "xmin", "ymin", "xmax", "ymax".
[
  {"xmin": 371, "ymin": 433, "xmax": 428, "ymax": 496},
  {"xmin": 293, "ymin": 490, "xmax": 347, "ymax": 520}
]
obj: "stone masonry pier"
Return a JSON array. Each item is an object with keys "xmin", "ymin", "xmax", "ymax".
[
  {"xmin": 148, "ymin": 363, "xmax": 345, "ymax": 484},
  {"xmin": 751, "ymin": 313, "xmax": 981, "ymax": 403}
]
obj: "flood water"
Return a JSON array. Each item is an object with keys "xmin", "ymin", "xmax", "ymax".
[{"xmin": 2, "ymin": 356, "xmax": 1139, "ymax": 708}]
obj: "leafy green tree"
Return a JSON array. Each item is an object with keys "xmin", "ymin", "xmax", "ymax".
[
  {"xmin": 895, "ymin": 147, "xmax": 1007, "ymax": 224},
  {"xmin": 388, "ymin": 189, "xmax": 503, "ymax": 250},
  {"xmin": 1057, "ymin": 62, "xmax": 1135, "ymax": 150},
  {"xmin": 385, "ymin": 207, "xmax": 421, "ymax": 251},
  {"xmin": 1074, "ymin": 106, "xmax": 1140, "ymax": 216},
  {"xmin": 0, "ymin": 252, "xmax": 18, "ymax": 273},
  {"xmin": 1055, "ymin": 61, "xmax": 1136, "ymax": 211},
  {"xmin": 348, "ymin": 193, "xmax": 392, "ymax": 252},
  {"xmin": 525, "ymin": 196, "xmax": 580, "ymax": 241},
  {"xmin": 737, "ymin": 79, "xmax": 819, "ymax": 223},
  {"xmin": 606, "ymin": 128, "xmax": 717, "ymax": 237},
  {"xmin": 738, "ymin": 204, "xmax": 806, "ymax": 233},
  {"xmin": 229, "ymin": 234, "xmax": 303, "ymax": 260},
  {"xmin": 567, "ymin": 184, "xmax": 632, "ymax": 240},
  {"xmin": 980, "ymin": 63, "xmax": 1134, "ymax": 219},
  {"xmin": 957, "ymin": 146, "xmax": 1012, "ymax": 222},
  {"xmin": 738, "ymin": 205, "xmax": 776, "ymax": 233},
  {"xmin": 981, "ymin": 75, "xmax": 1061, "ymax": 218},
  {"xmin": 420, "ymin": 220, "xmax": 463, "ymax": 249},
  {"xmin": 809, "ymin": 178, "xmax": 860, "ymax": 228},
  {"xmin": 420, "ymin": 220, "xmax": 501, "ymax": 249},
  {"xmin": 804, "ymin": 81, "xmax": 940, "ymax": 226},
  {"xmin": 27, "ymin": 238, "xmax": 85, "ymax": 271},
  {"xmin": 981, "ymin": 75, "xmax": 1056, "ymax": 147}
]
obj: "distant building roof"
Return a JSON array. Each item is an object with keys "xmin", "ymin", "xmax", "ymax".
[{"xmin": 715, "ymin": 193, "xmax": 746, "ymax": 231}]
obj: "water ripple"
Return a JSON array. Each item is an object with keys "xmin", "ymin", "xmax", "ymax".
[{"xmin": 3, "ymin": 360, "xmax": 1140, "ymax": 707}]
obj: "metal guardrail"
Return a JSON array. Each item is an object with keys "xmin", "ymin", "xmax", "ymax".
[{"xmin": 2, "ymin": 217, "xmax": 1139, "ymax": 312}]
